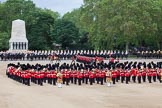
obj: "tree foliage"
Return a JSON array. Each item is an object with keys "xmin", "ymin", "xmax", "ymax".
[
  {"xmin": 80, "ymin": 0, "xmax": 162, "ymax": 50},
  {"xmin": 1, "ymin": 0, "xmax": 162, "ymax": 50},
  {"xmin": 52, "ymin": 19, "xmax": 79, "ymax": 49}
]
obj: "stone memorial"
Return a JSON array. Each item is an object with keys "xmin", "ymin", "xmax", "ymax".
[{"xmin": 9, "ymin": 19, "xmax": 28, "ymax": 51}]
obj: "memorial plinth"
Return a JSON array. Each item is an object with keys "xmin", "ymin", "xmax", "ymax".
[{"xmin": 9, "ymin": 19, "xmax": 28, "ymax": 51}]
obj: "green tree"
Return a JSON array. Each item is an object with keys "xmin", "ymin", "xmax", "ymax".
[
  {"xmin": 80, "ymin": 0, "xmax": 162, "ymax": 50},
  {"xmin": 52, "ymin": 19, "xmax": 79, "ymax": 49},
  {"xmin": 0, "ymin": 32, "xmax": 9, "ymax": 50},
  {"xmin": 28, "ymin": 10, "xmax": 55, "ymax": 50}
]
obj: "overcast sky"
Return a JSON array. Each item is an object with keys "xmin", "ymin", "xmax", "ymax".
[{"xmin": 0, "ymin": 0, "xmax": 84, "ymax": 16}]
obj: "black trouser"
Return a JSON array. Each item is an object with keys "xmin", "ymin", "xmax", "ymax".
[
  {"xmin": 89, "ymin": 78, "xmax": 93, "ymax": 85},
  {"xmin": 24, "ymin": 78, "xmax": 30, "ymax": 86},
  {"xmin": 66, "ymin": 78, "xmax": 69, "ymax": 85},
  {"xmin": 121, "ymin": 76, "xmax": 125, "ymax": 83},
  {"xmin": 128, "ymin": 76, "xmax": 131, "ymax": 82},
  {"xmin": 100, "ymin": 78, "xmax": 103, "ymax": 85},
  {"xmin": 116, "ymin": 75, "xmax": 120, "ymax": 82},
  {"xmin": 153, "ymin": 76, "xmax": 156, "ymax": 82},
  {"xmin": 38, "ymin": 78, "xmax": 43, "ymax": 86},
  {"xmin": 148, "ymin": 76, "xmax": 152, "ymax": 83},
  {"xmin": 49, "ymin": 78, "xmax": 52, "ymax": 84},
  {"xmin": 142, "ymin": 76, "xmax": 146, "ymax": 82},
  {"xmin": 85, "ymin": 77, "xmax": 88, "ymax": 84},
  {"xmin": 32, "ymin": 77, "xmax": 36, "ymax": 84},
  {"xmin": 126, "ymin": 77, "xmax": 129, "ymax": 84},
  {"xmin": 96, "ymin": 77, "xmax": 99, "ymax": 84},
  {"xmin": 52, "ymin": 78, "xmax": 56, "ymax": 85},
  {"xmin": 74, "ymin": 77, "xmax": 77, "ymax": 84},
  {"xmin": 138, "ymin": 76, "xmax": 141, "ymax": 83},
  {"xmin": 63, "ymin": 78, "xmax": 65, "ymax": 84},
  {"xmin": 82, "ymin": 77, "xmax": 85, "ymax": 83},
  {"xmin": 78, "ymin": 78, "xmax": 81, "ymax": 85},
  {"xmin": 93, "ymin": 78, "xmax": 95, "ymax": 83},
  {"xmin": 70, "ymin": 77, "xmax": 73, "ymax": 83},
  {"xmin": 112, "ymin": 77, "xmax": 116, "ymax": 84},
  {"xmin": 132, "ymin": 76, "xmax": 136, "ymax": 83},
  {"xmin": 157, "ymin": 75, "xmax": 160, "ymax": 80},
  {"xmin": 44, "ymin": 77, "xmax": 47, "ymax": 83},
  {"xmin": 104, "ymin": 76, "xmax": 106, "ymax": 83}
]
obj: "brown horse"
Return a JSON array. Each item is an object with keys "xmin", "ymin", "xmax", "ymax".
[{"xmin": 49, "ymin": 55, "xmax": 61, "ymax": 63}]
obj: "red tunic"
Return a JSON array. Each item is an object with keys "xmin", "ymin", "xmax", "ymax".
[
  {"xmin": 152, "ymin": 71, "xmax": 157, "ymax": 76},
  {"xmin": 131, "ymin": 69, "xmax": 137, "ymax": 76},
  {"xmin": 137, "ymin": 72, "xmax": 142, "ymax": 77},
  {"xmin": 120, "ymin": 72, "xmax": 125, "ymax": 77},
  {"xmin": 142, "ymin": 70, "xmax": 146, "ymax": 76},
  {"xmin": 73, "ymin": 71, "xmax": 77, "ymax": 78},
  {"xmin": 65, "ymin": 72, "xmax": 70, "ymax": 78},
  {"xmin": 125, "ymin": 72, "xmax": 130, "ymax": 77},
  {"xmin": 51, "ymin": 72, "xmax": 57, "ymax": 78},
  {"xmin": 77, "ymin": 72, "xmax": 83, "ymax": 79},
  {"xmin": 84, "ymin": 72, "xmax": 89, "ymax": 78},
  {"xmin": 89, "ymin": 72, "xmax": 94, "ymax": 78},
  {"xmin": 112, "ymin": 71, "xmax": 117, "ymax": 78},
  {"xmin": 148, "ymin": 71, "xmax": 152, "ymax": 76}
]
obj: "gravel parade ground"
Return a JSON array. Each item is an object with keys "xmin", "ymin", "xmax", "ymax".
[{"xmin": 0, "ymin": 59, "xmax": 162, "ymax": 108}]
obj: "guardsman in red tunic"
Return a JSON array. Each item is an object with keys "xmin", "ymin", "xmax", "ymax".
[
  {"xmin": 69, "ymin": 69, "xmax": 73, "ymax": 83},
  {"xmin": 137, "ymin": 69, "xmax": 142, "ymax": 83},
  {"xmin": 21, "ymin": 69, "xmax": 30, "ymax": 86},
  {"xmin": 62, "ymin": 70, "xmax": 66, "ymax": 84},
  {"xmin": 43, "ymin": 69, "xmax": 48, "ymax": 83},
  {"xmin": 116, "ymin": 69, "xmax": 120, "ymax": 82},
  {"xmin": 21, "ymin": 70, "xmax": 26, "ymax": 85},
  {"xmin": 38, "ymin": 70, "xmax": 45, "ymax": 86},
  {"xmin": 120, "ymin": 70, "xmax": 125, "ymax": 83},
  {"xmin": 112, "ymin": 69, "xmax": 117, "ymax": 84},
  {"xmin": 131, "ymin": 66, "xmax": 137, "ymax": 83},
  {"xmin": 82, "ymin": 70, "xmax": 85, "ymax": 83},
  {"xmin": 84, "ymin": 70, "xmax": 89, "ymax": 84},
  {"xmin": 7, "ymin": 66, "xmax": 15, "ymax": 79},
  {"xmin": 51, "ymin": 70, "xmax": 57, "ymax": 85},
  {"xmin": 73, "ymin": 70, "xmax": 77, "ymax": 84},
  {"xmin": 77, "ymin": 70, "xmax": 83, "ymax": 85},
  {"xmin": 7, "ymin": 66, "xmax": 14, "ymax": 78},
  {"xmin": 96, "ymin": 69, "xmax": 100, "ymax": 84},
  {"xmin": 46, "ymin": 70, "xmax": 51, "ymax": 84},
  {"xmin": 100, "ymin": 70, "xmax": 105, "ymax": 85},
  {"xmin": 33, "ymin": 70, "xmax": 38, "ymax": 84},
  {"xmin": 15, "ymin": 67, "xmax": 22, "ymax": 83},
  {"xmin": 93, "ymin": 70, "xmax": 96, "ymax": 83},
  {"xmin": 125, "ymin": 69, "xmax": 130, "ymax": 84},
  {"xmin": 65, "ymin": 70, "xmax": 70, "ymax": 85},
  {"xmin": 147, "ymin": 68, "xmax": 152, "ymax": 83},
  {"xmin": 24, "ymin": 70, "xmax": 31, "ymax": 86},
  {"xmin": 89, "ymin": 69, "xmax": 94, "ymax": 85},
  {"xmin": 141, "ymin": 68, "xmax": 146, "ymax": 82},
  {"xmin": 152, "ymin": 69, "xmax": 157, "ymax": 82},
  {"xmin": 30, "ymin": 69, "xmax": 35, "ymax": 83}
]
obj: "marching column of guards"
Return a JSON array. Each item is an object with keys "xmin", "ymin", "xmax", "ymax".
[{"xmin": 6, "ymin": 61, "xmax": 162, "ymax": 87}]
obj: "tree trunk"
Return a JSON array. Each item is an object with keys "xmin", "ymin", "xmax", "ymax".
[{"xmin": 126, "ymin": 41, "xmax": 129, "ymax": 51}]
